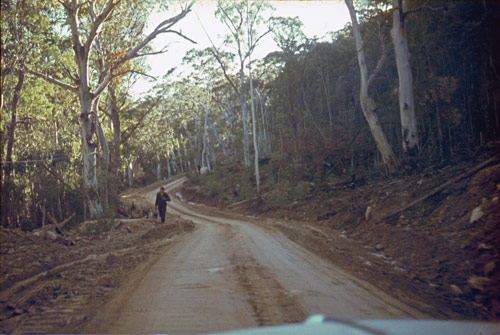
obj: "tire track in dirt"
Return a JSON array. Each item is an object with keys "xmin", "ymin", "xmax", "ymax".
[
  {"xmin": 223, "ymin": 223, "xmax": 307, "ymax": 326},
  {"xmin": 88, "ymin": 177, "xmax": 428, "ymax": 334}
]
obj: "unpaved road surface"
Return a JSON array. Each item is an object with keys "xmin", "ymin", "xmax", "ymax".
[{"xmin": 88, "ymin": 177, "xmax": 426, "ymax": 334}]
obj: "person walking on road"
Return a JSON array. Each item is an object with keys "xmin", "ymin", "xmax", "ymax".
[{"xmin": 155, "ymin": 187, "xmax": 171, "ymax": 224}]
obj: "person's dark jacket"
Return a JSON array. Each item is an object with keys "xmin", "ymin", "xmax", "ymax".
[{"xmin": 155, "ymin": 192, "xmax": 171, "ymax": 208}]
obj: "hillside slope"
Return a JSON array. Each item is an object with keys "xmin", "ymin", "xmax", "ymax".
[{"xmin": 182, "ymin": 156, "xmax": 500, "ymax": 320}]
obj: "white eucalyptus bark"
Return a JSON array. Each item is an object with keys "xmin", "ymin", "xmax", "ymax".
[
  {"xmin": 257, "ymin": 89, "xmax": 271, "ymax": 154},
  {"xmin": 210, "ymin": 134, "xmax": 216, "ymax": 170},
  {"xmin": 80, "ymin": 96, "xmax": 103, "ymax": 216},
  {"xmin": 195, "ymin": 110, "xmax": 201, "ymax": 170},
  {"xmin": 248, "ymin": 58, "xmax": 260, "ymax": 193},
  {"xmin": 223, "ymin": 96, "xmax": 236, "ymax": 158},
  {"xmin": 201, "ymin": 86, "xmax": 210, "ymax": 170},
  {"xmin": 156, "ymin": 156, "xmax": 162, "ymax": 180},
  {"xmin": 239, "ymin": 67, "xmax": 251, "ymax": 167},
  {"xmin": 126, "ymin": 156, "xmax": 133, "ymax": 187},
  {"xmin": 171, "ymin": 147, "xmax": 178, "ymax": 174},
  {"xmin": 391, "ymin": 0, "xmax": 419, "ymax": 156},
  {"xmin": 206, "ymin": 136, "xmax": 212, "ymax": 171},
  {"xmin": 165, "ymin": 135, "xmax": 172, "ymax": 178},
  {"xmin": 345, "ymin": 0, "xmax": 399, "ymax": 173}
]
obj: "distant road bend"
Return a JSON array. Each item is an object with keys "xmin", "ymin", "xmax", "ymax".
[{"xmin": 91, "ymin": 176, "xmax": 426, "ymax": 334}]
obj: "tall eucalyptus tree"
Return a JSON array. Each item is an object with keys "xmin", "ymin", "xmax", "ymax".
[
  {"xmin": 26, "ymin": 0, "xmax": 194, "ymax": 218},
  {"xmin": 215, "ymin": 0, "xmax": 273, "ymax": 171},
  {"xmin": 345, "ymin": 0, "xmax": 399, "ymax": 173}
]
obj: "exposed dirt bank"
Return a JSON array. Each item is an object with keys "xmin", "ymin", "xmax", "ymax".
[
  {"xmin": 86, "ymin": 177, "xmax": 427, "ymax": 334},
  {"xmin": 0, "ymin": 182, "xmax": 195, "ymax": 334},
  {"xmin": 181, "ymin": 158, "xmax": 500, "ymax": 320}
]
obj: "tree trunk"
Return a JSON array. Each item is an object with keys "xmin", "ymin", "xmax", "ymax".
[
  {"xmin": 194, "ymin": 110, "xmax": 201, "ymax": 170},
  {"xmin": 182, "ymin": 136, "xmax": 191, "ymax": 170},
  {"xmin": 165, "ymin": 133, "xmax": 172, "ymax": 178},
  {"xmin": 240, "ymin": 66, "xmax": 251, "ymax": 167},
  {"xmin": 248, "ymin": 58, "xmax": 260, "ymax": 194},
  {"xmin": 345, "ymin": 0, "xmax": 399, "ymax": 174},
  {"xmin": 202, "ymin": 87, "xmax": 210, "ymax": 170},
  {"xmin": 156, "ymin": 156, "xmax": 162, "ymax": 180},
  {"xmin": 206, "ymin": 136, "xmax": 212, "ymax": 171},
  {"xmin": 257, "ymin": 90, "xmax": 271, "ymax": 154},
  {"xmin": 171, "ymin": 147, "xmax": 179, "ymax": 173},
  {"xmin": 126, "ymin": 156, "xmax": 133, "ymax": 187},
  {"xmin": 391, "ymin": 0, "xmax": 419, "ymax": 157},
  {"xmin": 79, "ymin": 89, "xmax": 103, "ymax": 217},
  {"xmin": 1, "ymin": 69, "xmax": 24, "ymax": 227}
]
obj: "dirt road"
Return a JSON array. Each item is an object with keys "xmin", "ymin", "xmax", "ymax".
[{"xmin": 90, "ymin": 177, "xmax": 426, "ymax": 334}]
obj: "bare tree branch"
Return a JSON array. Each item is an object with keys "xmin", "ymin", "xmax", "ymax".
[
  {"xmin": 85, "ymin": 0, "xmax": 118, "ymax": 53},
  {"xmin": 209, "ymin": 47, "xmax": 240, "ymax": 95},
  {"xmin": 25, "ymin": 68, "xmax": 79, "ymax": 92},
  {"xmin": 64, "ymin": 0, "xmax": 83, "ymax": 53},
  {"xmin": 247, "ymin": 28, "xmax": 271, "ymax": 58},
  {"xmin": 162, "ymin": 30, "xmax": 197, "ymax": 44},
  {"xmin": 128, "ymin": 70, "xmax": 157, "ymax": 80},
  {"xmin": 124, "ymin": 2, "xmax": 194, "ymax": 62},
  {"xmin": 93, "ymin": 72, "xmax": 112, "ymax": 97},
  {"xmin": 135, "ymin": 47, "xmax": 171, "ymax": 57},
  {"xmin": 402, "ymin": 2, "xmax": 442, "ymax": 20}
]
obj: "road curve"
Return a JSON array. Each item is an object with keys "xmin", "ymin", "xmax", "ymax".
[{"xmin": 95, "ymin": 177, "xmax": 426, "ymax": 334}]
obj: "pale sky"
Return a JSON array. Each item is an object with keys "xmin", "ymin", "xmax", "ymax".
[{"xmin": 131, "ymin": 0, "xmax": 350, "ymax": 95}]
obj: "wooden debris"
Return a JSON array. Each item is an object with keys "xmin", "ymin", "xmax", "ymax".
[{"xmin": 377, "ymin": 154, "xmax": 500, "ymax": 223}]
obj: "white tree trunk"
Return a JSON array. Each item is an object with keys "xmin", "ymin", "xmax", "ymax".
[
  {"xmin": 345, "ymin": 0, "xmax": 399, "ymax": 173},
  {"xmin": 126, "ymin": 156, "xmax": 133, "ymax": 187},
  {"xmin": 257, "ymin": 89, "xmax": 271, "ymax": 154},
  {"xmin": 171, "ymin": 147, "xmax": 178, "ymax": 173},
  {"xmin": 210, "ymin": 134, "xmax": 216, "ymax": 170},
  {"xmin": 201, "ymin": 86, "xmax": 210, "ymax": 170},
  {"xmin": 156, "ymin": 156, "xmax": 162, "ymax": 180},
  {"xmin": 240, "ymin": 66, "xmax": 251, "ymax": 167},
  {"xmin": 391, "ymin": 0, "xmax": 419, "ymax": 156},
  {"xmin": 182, "ymin": 136, "xmax": 191, "ymax": 170},
  {"xmin": 165, "ymin": 135, "xmax": 172, "ymax": 178},
  {"xmin": 30, "ymin": 0, "xmax": 193, "ymax": 218},
  {"xmin": 194, "ymin": 110, "xmax": 201, "ymax": 170},
  {"xmin": 80, "ymin": 93, "xmax": 103, "ymax": 217},
  {"xmin": 248, "ymin": 59, "xmax": 260, "ymax": 193}
]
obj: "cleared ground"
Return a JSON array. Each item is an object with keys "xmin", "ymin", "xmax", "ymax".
[{"xmin": 87, "ymin": 177, "xmax": 426, "ymax": 334}]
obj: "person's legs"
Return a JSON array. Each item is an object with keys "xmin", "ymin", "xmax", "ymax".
[{"xmin": 159, "ymin": 206, "xmax": 166, "ymax": 223}]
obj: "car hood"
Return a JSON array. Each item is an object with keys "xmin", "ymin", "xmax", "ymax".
[{"xmin": 204, "ymin": 314, "xmax": 499, "ymax": 335}]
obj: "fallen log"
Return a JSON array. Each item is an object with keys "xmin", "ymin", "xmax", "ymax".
[
  {"xmin": 46, "ymin": 212, "xmax": 76, "ymax": 233},
  {"xmin": 377, "ymin": 154, "xmax": 500, "ymax": 223},
  {"xmin": 40, "ymin": 212, "xmax": 77, "ymax": 245}
]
